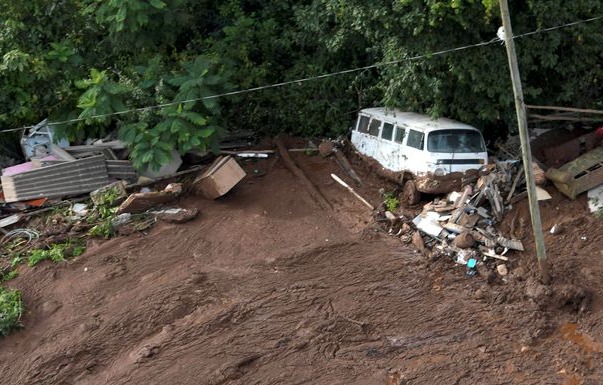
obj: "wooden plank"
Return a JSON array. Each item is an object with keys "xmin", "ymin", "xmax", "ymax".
[{"xmin": 525, "ymin": 104, "xmax": 603, "ymax": 115}]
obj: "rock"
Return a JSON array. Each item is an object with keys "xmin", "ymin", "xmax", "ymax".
[
  {"xmin": 452, "ymin": 231, "xmax": 474, "ymax": 248},
  {"xmin": 474, "ymin": 289, "xmax": 485, "ymax": 300},
  {"xmin": 477, "ymin": 264, "xmax": 496, "ymax": 284},
  {"xmin": 525, "ymin": 277, "xmax": 550, "ymax": 302},
  {"xmin": 549, "ymin": 224, "xmax": 563, "ymax": 235},
  {"xmin": 411, "ymin": 231, "xmax": 426, "ymax": 256},
  {"xmin": 496, "ymin": 264, "xmax": 508, "ymax": 276},
  {"xmin": 318, "ymin": 141, "xmax": 335, "ymax": 157},
  {"xmin": 510, "ymin": 266, "xmax": 526, "ymax": 281},
  {"xmin": 133, "ymin": 345, "xmax": 160, "ymax": 363},
  {"xmin": 40, "ymin": 300, "xmax": 61, "ymax": 316}
]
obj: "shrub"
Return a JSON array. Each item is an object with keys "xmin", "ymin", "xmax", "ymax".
[{"xmin": 0, "ymin": 286, "xmax": 22, "ymax": 336}]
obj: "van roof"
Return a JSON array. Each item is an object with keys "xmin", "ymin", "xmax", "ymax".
[{"xmin": 360, "ymin": 107, "xmax": 479, "ymax": 133}]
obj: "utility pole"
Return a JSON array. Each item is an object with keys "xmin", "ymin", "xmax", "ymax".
[{"xmin": 499, "ymin": 0, "xmax": 550, "ymax": 284}]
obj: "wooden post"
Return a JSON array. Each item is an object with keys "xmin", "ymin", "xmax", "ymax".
[{"xmin": 499, "ymin": 0, "xmax": 550, "ymax": 284}]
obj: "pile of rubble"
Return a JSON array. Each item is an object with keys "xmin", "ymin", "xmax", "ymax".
[
  {"xmin": 0, "ymin": 122, "xmax": 249, "ymax": 270},
  {"xmin": 382, "ymin": 161, "xmax": 544, "ymax": 277}
]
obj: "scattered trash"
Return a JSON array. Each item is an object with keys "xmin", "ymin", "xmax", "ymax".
[
  {"xmin": 151, "ymin": 208, "xmax": 199, "ymax": 223},
  {"xmin": 376, "ymin": 160, "xmax": 530, "ymax": 279},
  {"xmin": 535, "ymin": 186, "xmax": 552, "ymax": 201},
  {"xmin": 587, "ymin": 184, "xmax": 603, "ymax": 214},
  {"xmin": 233, "ymin": 152, "xmax": 270, "ymax": 158},
  {"xmin": 111, "ymin": 213, "xmax": 132, "ymax": 229},
  {"xmin": 0, "ymin": 214, "xmax": 22, "ymax": 233},
  {"xmin": 20, "ymin": 119, "xmax": 69, "ymax": 160},
  {"xmin": 71, "ymin": 203, "xmax": 89, "ymax": 217},
  {"xmin": 194, "ymin": 156, "xmax": 246, "ymax": 199},
  {"xmin": 1, "ymin": 228, "xmax": 40, "ymax": 246},
  {"xmin": 496, "ymin": 264, "xmax": 509, "ymax": 276}
]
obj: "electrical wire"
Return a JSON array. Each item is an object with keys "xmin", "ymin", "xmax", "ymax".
[{"xmin": 2, "ymin": 14, "xmax": 602, "ymax": 134}]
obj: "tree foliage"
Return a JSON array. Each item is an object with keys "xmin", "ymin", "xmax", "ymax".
[{"xmin": 1, "ymin": 0, "xmax": 603, "ymax": 167}]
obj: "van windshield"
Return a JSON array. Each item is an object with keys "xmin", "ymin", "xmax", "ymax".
[{"xmin": 427, "ymin": 129, "xmax": 485, "ymax": 153}]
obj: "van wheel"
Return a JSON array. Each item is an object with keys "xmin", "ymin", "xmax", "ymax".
[{"xmin": 403, "ymin": 180, "xmax": 421, "ymax": 206}]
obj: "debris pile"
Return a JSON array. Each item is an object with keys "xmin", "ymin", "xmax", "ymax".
[
  {"xmin": 2, "ymin": 130, "xmax": 136, "ymax": 203},
  {"xmin": 381, "ymin": 161, "xmax": 532, "ymax": 278}
]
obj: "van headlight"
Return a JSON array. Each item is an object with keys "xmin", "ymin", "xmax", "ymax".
[{"xmin": 434, "ymin": 167, "xmax": 447, "ymax": 176}]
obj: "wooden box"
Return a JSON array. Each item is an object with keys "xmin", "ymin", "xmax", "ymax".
[{"xmin": 194, "ymin": 156, "xmax": 246, "ymax": 199}]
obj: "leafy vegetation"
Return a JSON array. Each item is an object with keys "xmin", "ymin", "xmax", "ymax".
[
  {"xmin": 27, "ymin": 242, "xmax": 86, "ymax": 267},
  {"xmin": 0, "ymin": 286, "xmax": 22, "ymax": 336},
  {"xmin": 1, "ymin": 270, "xmax": 19, "ymax": 282},
  {"xmin": 2, "ymin": 1, "xmax": 602, "ymax": 163},
  {"xmin": 88, "ymin": 220, "xmax": 115, "ymax": 239},
  {"xmin": 383, "ymin": 192, "xmax": 400, "ymax": 212}
]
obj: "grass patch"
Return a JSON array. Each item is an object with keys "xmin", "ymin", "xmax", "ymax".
[
  {"xmin": 0, "ymin": 286, "xmax": 22, "ymax": 336},
  {"xmin": 1, "ymin": 270, "xmax": 19, "ymax": 282},
  {"xmin": 27, "ymin": 242, "xmax": 86, "ymax": 267}
]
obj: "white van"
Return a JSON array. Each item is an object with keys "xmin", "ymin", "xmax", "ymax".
[{"xmin": 350, "ymin": 108, "xmax": 488, "ymax": 203}]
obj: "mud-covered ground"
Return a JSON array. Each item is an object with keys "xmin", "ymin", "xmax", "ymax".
[{"xmin": 1, "ymin": 139, "xmax": 603, "ymax": 385}]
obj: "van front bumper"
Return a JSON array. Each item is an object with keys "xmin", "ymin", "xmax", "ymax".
[{"xmin": 414, "ymin": 169, "xmax": 480, "ymax": 194}]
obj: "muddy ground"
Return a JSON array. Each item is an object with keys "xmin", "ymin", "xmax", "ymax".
[{"xmin": 1, "ymin": 138, "xmax": 603, "ymax": 385}]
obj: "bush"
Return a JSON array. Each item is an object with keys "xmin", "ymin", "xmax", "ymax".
[{"xmin": 0, "ymin": 286, "xmax": 22, "ymax": 336}]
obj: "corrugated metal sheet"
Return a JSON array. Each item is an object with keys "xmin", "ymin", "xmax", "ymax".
[
  {"xmin": 1, "ymin": 155, "xmax": 109, "ymax": 202},
  {"xmin": 106, "ymin": 160, "xmax": 137, "ymax": 181}
]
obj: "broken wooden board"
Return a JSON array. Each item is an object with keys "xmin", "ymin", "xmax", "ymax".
[
  {"xmin": 547, "ymin": 146, "xmax": 603, "ymax": 199},
  {"xmin": 116, "ymin": 183, "xmax": 183, "ymax": 214},
  {"xmin": 482, "ymin": 250, "xmax": 509, "ymax": 262}
]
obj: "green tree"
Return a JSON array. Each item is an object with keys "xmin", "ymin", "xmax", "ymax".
[
  {"xmin": 2, "ymin": 0, "xmax": 603, "ymax": 168},
  {"xmin": 295, "ymin": 0, "xmax": 603, "ymax": 138}
]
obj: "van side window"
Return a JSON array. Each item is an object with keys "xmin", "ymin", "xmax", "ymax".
[
  {"xmin": 368, "ymin": 119, "xmax": 381, "ymax": 136},
  {"xmin": 407, "ymin": 129, "xmax": 425, "ymax": 150},
  {"xmin": 381, "ymin": 123, "xmax": 394, "ymax": 140},
  {"xmin": 357, "ymin": 115, "xmax": 370, "ymax": 133},
  {"xmin": 394, "ymin": 126, "xmax": 405, "ymax": 143}
]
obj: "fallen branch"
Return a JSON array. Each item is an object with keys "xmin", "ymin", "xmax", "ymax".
[{"xmin": 274, "ymin": 136, "xmax": 332, "ymax": 211}]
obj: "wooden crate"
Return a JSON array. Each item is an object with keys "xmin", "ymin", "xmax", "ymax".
[{"xmin": 194, "ymin": 156, "xmax": 246, "ymax": 199}]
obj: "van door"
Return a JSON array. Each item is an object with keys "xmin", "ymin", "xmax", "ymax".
[
  {"xmin": 373, "ymin": 122, "xmax": 406, "ymax": 172},
  {"xmin": 403, "ymin": 128, "xmax": 428, "ymax": 174}
]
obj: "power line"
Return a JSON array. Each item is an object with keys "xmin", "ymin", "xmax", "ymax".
[{"xmin": 3, "ymin": 14, "xmax": 602, "ymax": 134}]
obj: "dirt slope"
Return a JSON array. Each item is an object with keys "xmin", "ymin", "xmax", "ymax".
[{"xmin": 1, "ymin": 141, "xmax": 603, "ymax": 385}]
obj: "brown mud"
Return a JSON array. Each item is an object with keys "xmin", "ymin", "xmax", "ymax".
[{"xmin": 1, "ymin": 138, "xmax": 603, "ymax": 385}]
